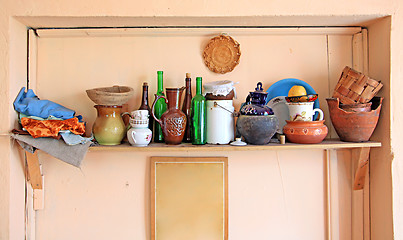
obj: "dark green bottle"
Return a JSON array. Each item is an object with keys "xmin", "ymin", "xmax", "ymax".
[
  {"xmin": 153, "ymin": 71, "xmax": 167, "ymax": 142},
  {"xmin": 190, "ymin": 77, "xmax": 207, "ymax": 145}
]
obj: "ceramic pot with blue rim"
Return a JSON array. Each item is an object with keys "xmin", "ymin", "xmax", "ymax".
[{"xmin": 240, "ymin": 82, "xmax": 274, "ymax": 115}]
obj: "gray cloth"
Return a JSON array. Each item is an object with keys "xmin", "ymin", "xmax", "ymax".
[{"xmin": 11, "ymin": 134, "xmax": 91, "ymax": 167}]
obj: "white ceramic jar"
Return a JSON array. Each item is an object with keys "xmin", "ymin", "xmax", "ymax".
[
  {"xmin": 206, "ymin": 100, "xmax": 235, "ymax": 144},
  {"xmin": 127, "ymin": 119, "xmax": 152, "ymax": 147}
]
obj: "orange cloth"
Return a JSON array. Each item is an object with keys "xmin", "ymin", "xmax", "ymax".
[{"xmin": 21, "ymin": 117, "xmax": 85, "ymax": 138}]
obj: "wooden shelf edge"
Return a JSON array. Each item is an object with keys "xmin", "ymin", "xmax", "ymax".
[{"xmin": 89, "ymin": 139, "xmax": 382, "ymax": 152}]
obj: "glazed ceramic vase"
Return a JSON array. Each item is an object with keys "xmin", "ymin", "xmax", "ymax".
[
  {"xmin": 326, "ymin": 97, "xmax": 383, "ymax": 142},
  {"xmin": 283, "ymin": 120, "xmax": 328, "ymax": 144},
  {"xmin": 151, "ymin": 87, "xmax": 186, "ymax": 145},
  {"xmin": 92, "ymin": 105, "xmax": 126, "ymax": 145}
]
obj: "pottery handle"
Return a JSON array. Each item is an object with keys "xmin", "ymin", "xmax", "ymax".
[
  {"xmin": 245, "ymin": 95, "xmax": 251, "ymax": 104},
  {"xmin": 131, "ymin": 129, "xmax": 136, "ymax": 143},
  {"xmin": 314, "ymin": 108, "xmax": 324, "ymax": 121},
  {"xmin": 121, "ymin": 112, "xmax": 132, "ymax": 118},
  {"xmin": 151, "ymin": 94, "xmax": 168, "ymax": 128},
  {"xmin": 179, "ymin": 86, "xmax": 186, "ymax": 106}
]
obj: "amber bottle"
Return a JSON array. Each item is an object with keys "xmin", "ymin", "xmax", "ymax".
[
  {"xmin": 138, "ymin": 82, "xmax": 153, "ymax": 131},
  {"xmin": 181, "ymin": 73, "xmax": 192, "ymax": 142}
]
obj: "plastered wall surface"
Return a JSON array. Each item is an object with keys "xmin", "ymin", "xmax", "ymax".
[
  {"xmin": 32, "ymin": 30, "xmax": 349, "ymax": 239},
  {"xmin": 1, "ymin": 0, "xmax": 401, "ymax": 239},
  {"xmin": 36, "ymin": 150, "xmax": 327, "ymax": 240}
]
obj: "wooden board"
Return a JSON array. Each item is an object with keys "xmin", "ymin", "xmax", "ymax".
[
  {"xmin": 90, "ymin": 140, "xmax": 381, "ymax": 152},
  {"xmin": 151, "ymin": 157, "xmax": 228, "ymax": 240}
]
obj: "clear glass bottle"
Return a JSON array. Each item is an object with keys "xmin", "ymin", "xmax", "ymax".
[
  {"xmin": 139, "ymin": 82, "xmax": 153, "ymax": 132},
  {"xmin": 190, "ymin": 77, "xmax": 207, "ymax": 145},
  {"xmin": 182, "ymin": 73, "xmax": 192, "ymax": 142},
  {"xmin": 153, "ymin": 71, "xmax": 167, "ymax": 143}
]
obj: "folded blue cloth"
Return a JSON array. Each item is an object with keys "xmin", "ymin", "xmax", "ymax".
[
  {"xmin": 60, "ymin": 131, "xmax": 93, "ymax": 146},
  {"xmin": 14, "ymin": 87, "xmax": 76, "ymax": 120}
]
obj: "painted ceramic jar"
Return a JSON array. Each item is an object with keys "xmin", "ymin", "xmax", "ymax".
[
  {"xmin": 151, "ymin": 87, "xmax": 186, "ymax": 145},
  {"xmin": 92, "ymin": 105, "xmax": 125, "ymax": 145},
  {"xmin": 127, "ymin": 119, "xmax": 152, "ymax": 147},
  {"xmin": 240, "ymin": 82, "xmax": 274, "ymax": 115},
  {"xmin": 283, "ymin": 120, "xmax": 328, "ymax": 144}
]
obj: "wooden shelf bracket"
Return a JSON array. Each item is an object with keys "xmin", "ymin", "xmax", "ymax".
[
  {"xmin": 25, "ymin": 151, "xmax": 44, "ymax": 210},
  {"xmin": 25, "ymin": 151, "xmax": 43, "ymax": 190},
  {"xmin": 353, "ymin": 147, "xmax": 371, "ymax": 190}
]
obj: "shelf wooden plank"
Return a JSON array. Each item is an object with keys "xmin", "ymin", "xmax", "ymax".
[{"xmin": 89, "ymin": 139, "xmax": 381, "ymax": 152}]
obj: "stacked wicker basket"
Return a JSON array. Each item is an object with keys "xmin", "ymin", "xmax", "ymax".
[
  {"xmin": 327, "ymin": 66, "xmax": 383, "ymax": 142},
  {"xmin": 332, "ymin": 66, "xmax": 383, "ymax": 106}
]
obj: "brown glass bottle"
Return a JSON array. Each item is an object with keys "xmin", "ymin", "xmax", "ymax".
[
  {"xmin": 138, "ymin": 82, "xmax": 153, "ymax": 132},
  {"xmin": 182, "ymin": 73, "xmax": 192, "ymax": 142}
]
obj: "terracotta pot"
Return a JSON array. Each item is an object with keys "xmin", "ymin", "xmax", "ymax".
[
  {"xmin": 326, "ymin": 97, "xmax": 383, "ymax": 142},
  {"xmin": 340, "ymin": 102, "xmax": 372, "ymax": 112},
  {"xmin": 283, "ymin": 120, "xmax": 328, "ymax": 144},
  {"xmin": 151, "ymin": 87, "xmax": 186, "ymax": 145}
]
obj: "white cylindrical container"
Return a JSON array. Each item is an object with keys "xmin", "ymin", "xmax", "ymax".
[{"xmin": 206, "ymin": 100, "xmax": 235, "ymax": 144}]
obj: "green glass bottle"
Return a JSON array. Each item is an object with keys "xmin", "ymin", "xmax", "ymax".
[
  {"xmin": 190, "ymin": 77, "xmax": 207, "ymax": 145},
  {"xmin": 153, "ymin": 71, "xmax": 167, "ymax": 143}
]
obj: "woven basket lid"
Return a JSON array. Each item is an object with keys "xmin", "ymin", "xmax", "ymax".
[{"xmin": 203, "ymin": 34, "xmax": 241, "ymax": 74}]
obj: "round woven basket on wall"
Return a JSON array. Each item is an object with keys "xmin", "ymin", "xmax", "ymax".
[{"xmin": 203, "ymin": 34, "xmax": 241, "ymax": 74}]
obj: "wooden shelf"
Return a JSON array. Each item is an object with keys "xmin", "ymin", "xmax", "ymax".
[{"xmin": 89, "ymin": 139, "xmax": 381, "ymax": 152}]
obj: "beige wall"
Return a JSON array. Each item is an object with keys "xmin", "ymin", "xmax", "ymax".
[
  {"xmin": 32, "ymin": 28, "xmax": 352, "ymax": 240},
  {"xmin": 1, "ymin": 0, "xmax": 401, "ymax": 239}
]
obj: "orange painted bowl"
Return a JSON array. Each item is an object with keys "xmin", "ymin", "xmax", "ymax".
[
  {"xmin": 283, "ymin": 120, "xmax": 328, "ymax": 144},
  {"xmin": 285, "ymin": 94, "xmax": 318, "ymax": 103}
]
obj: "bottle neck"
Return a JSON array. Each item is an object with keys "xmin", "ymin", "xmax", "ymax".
[
  {"xmin": 157, "ymin": 71, "xmax": 163, "ymax": 93},
  {"xmin": 185, "ymin": 78, "xmax": 192, "ymax": 94},
  {"xmin": 141, "ymin": 84, "xmax": 149, "ymax": 106},
  {"xmin": 196, "ymin": 77, "xmax": 202, "ymax": 95}
]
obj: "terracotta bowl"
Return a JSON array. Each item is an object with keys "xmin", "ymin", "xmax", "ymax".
[
  {"xmin": 236, "ymin": 115, "xmax": 278, "ymax": 145},
  {"xmin": 283, "ymin": 120, "xmax": 328, "ymax": 144},
  {"xmin": 326, "ymin": 97, "xmax": 383, "ymax": 142},
  {"xmin": 340, "ymin": 102, "xmax": 372, "ymax": 112},
  {"xmin": 86, "ymin": 86, "xmax": 134, "ymax": 106}
]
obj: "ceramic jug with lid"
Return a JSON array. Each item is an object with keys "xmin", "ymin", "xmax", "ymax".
[{"xmin": 240, "ymin": 82, "xmax": 274, "ymax": 115}]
